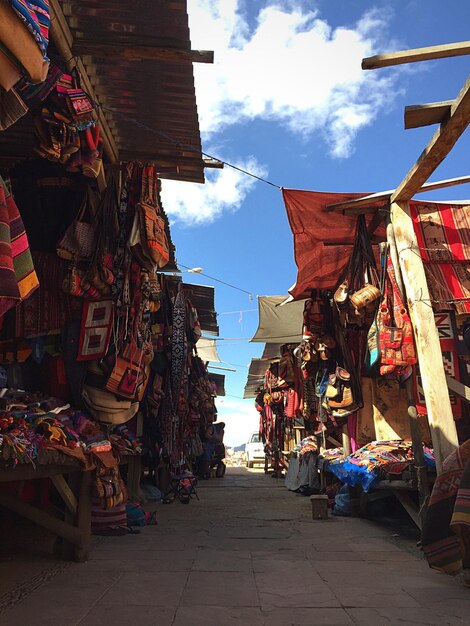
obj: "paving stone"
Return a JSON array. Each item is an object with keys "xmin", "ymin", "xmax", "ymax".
[
  {"xmin": 193, "ymin": 548, "xmax": 252, "ymax": 572},
  {"xmin": 77, "ymin": 605, "xmax": 176, "ymax": 626},
  {"xmin": 181, "ymin": 571, "xmax": 259, "ymax": 607},
  {"xmin": 255, "ymin": 563, "xmax": 340, "ymax": 608},
  {"xmin": 3, "ymin": 467, "xmax": 469, "ymax": 624},
  {"xmin": 97, "ymin": 572, "xmax": 188, "ymax": 607},
  {"xmin": 173, "ymin": 605, "xmax": 264, "ymax": 625},
  {"xmin": 17, "ymin": 571, "xmax": 121, "ymax": 607},
  {"xmin": 262, "ymin": 606, "xmax": 354, "ymax": 625},
  {"xmin": 331, "ymin": 586, "xmax": 420, "ymax": 608},
  {"xmin": 346, "ymin": 607, "xmax": 467, "ymax": 625},
  {"xmin": 0, "ymin": 602, "xmax": 89, "ymax": 626},
  {"xmin": 81, "ymin": 551, "xmax": 195, "ymax": 572}
]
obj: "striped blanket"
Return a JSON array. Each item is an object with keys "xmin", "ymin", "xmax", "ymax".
[
  {"xmin": 410, "ymin": 201, "xmax": 470, "ymax": 314},
  {"xmin": 422, "ymin": 439, "xmax": 470, "ymax": 574},
  {"xmin": 0, "ymin": 177, "xmax": 38, "ymax": 316},
  {"xmin": 10, "ymin": 0, "xmax": 50, "ymax": 58}
]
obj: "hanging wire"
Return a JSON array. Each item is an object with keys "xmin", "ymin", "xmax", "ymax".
[
  {"xmin": 98, "ymin": 104, "xmax": 282, "ymax": 189},
  {"xmin": 179, "ymin": 263, "xmax": 254, "ymax": 299}
]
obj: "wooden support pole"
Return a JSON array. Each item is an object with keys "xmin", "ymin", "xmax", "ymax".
[
  {"xmin": 387, "ymin": 220, "xmax": 430, "ymax": 515},
  {"xmin": 362, "ymin": 41, "xmax": 470, "ymax": 70},
  {"xmin": 51, "ymin": 474, "xmax": 78, "ymax": 515},
  {"xmin": 74, "ymin": 470, "xmax": 91, "ymax": 562},
  {"xmin": 391, "ymin": 200, "xmax": 459, "ymax": 472},
  {"xmin": 392, "ymin": 75, "xmax": 470, "ymax": 203}
]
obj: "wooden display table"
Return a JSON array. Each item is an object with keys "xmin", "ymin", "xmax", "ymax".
[{"xmin": 0, "ymin": 460, "xmax": 92, "ymax": 562}]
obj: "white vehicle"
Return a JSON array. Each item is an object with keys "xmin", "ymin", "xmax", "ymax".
[{"xmin": 245, "ymin": 432, "xmax": 265, "ymax": 468}]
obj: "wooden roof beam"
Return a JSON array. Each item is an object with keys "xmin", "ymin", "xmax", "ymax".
[
  {"xmin": 327, "ymin": 174, "xmax": 470, "ymax": 213},
  {"xmin": 49, "ymin": 0, "xmax": 119, "ymax": 163},
  {"xmin": 392, "ymin": 74, "xmax": 470, "ymax": 202},
  {"xmin": 405, "ymin": 101, "xmax": 453, "ymax": 129},
  {"xmin": 362, "ymin": 41, "xmax": 470, "ymax": 70},
  {"xmin": 73, "ymin": 42, "xmax": 214, "ymax": 64}
]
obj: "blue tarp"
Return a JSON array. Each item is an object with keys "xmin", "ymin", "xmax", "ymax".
[{"xmin": 327, "ymin": 461, "xmax": 378, "ymax": 492}]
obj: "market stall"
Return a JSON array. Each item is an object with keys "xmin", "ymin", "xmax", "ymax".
[
  {"xmin": 245, "ymin": 42, "xmax": 470, "ymax": 536},
  {"xmin": 0, "ymin": 0, "xmax": 219, "ymax": 560}
]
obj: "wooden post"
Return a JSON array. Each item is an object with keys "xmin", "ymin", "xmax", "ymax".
[
  {"xmin": 387, "ymin": 220, "xmax": 430, "ymax": 512},
  {"xmin": 391, "ymin": 200, "xmax": 459, "ymax": 472},
  {"xmin": 74, "ymin": 470, "xmax": 92, "ymax": 562}
]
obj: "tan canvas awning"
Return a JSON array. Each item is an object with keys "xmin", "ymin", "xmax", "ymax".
[{"xmin": 251, "ymin": 296, "xmax": 305, "ymax": 343}]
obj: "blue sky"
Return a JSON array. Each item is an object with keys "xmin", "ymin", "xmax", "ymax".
[{"xmin": 161, "ymin": 0, "xmax": 470, "ymax": 446}]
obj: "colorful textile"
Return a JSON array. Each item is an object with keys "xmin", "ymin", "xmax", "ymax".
[
  {"xmin": 0, "ymin": 86, "xmax": 28, "ymax": 130},
  {"xmin": 77, "ymin": 299, "xmax": 114, "ymax": 361},
  {"xmin": 0, "ymin": 178, "xmax": 38, "ymax": 316},
  {"xmin": 171, "ymin": 285, "xmax": 186, "ymax": 412},
  {"xmin": 10, "ymin": 0, "xmax": 50, "ymax": 58},
  {"xmin": 410, "ymin": 201, "xmax": 470, "ymax": 314},
  {"xmin": 424, "ymin": 262, "xmax": 470, "ymax": 314},
  {"xmin": 410, "ymin": 201, "xmax": 470, "ymax": 263},
  {"xmin": 422, "ymin": 439, "xmax": 470, "ymax": 575},
  {"xmin": 15, "ymin": 251, "xmax": 81, "ymax": 337},
  {"xmin": 281, "ymin": 188, "xmax": 386, "ymax": 298},
  {"xmin": 415, "ymin": 312, "xmax": 463, "ymax": 419}
]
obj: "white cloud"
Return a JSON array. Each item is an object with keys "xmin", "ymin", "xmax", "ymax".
[
  {"xmin": 215, "ymin": 397, "xmax": 260, "ymax": 447},
  {"xmin": 163, "ymin": 2, "xmax": 400, "ymax": 224},
  {"xmin": 161, "ymin": 156, "xmax": 266, "ymax": 225},
  {"xmin": 189, "ymin": 2, "xmax": 398, "ymax": 157}
]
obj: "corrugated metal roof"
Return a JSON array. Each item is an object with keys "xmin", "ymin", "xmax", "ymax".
[
  {"xmin": 208, "ymin": 372, "xmax": 225, "ymax": 397},
  {"xmin": 182, "ymin": 282, "xmax": 219, "ymax": 336},
  {"xmin": 243, "ymin": 344, "xmax": 283, "ymax": 398},
  {"xmin": 61, "ymin": 0, "xmax": 205, "ymax": 182},
  {"xmin": 0, "ymin": 1, "xmax": 206, "ymax": 183}
]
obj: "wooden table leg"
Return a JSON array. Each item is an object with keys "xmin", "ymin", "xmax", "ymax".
[{"xmin": 74, "ymin": 470, "xmax": 92, "ymax": 562}]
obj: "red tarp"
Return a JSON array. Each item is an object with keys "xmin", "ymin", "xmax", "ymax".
[{"xmin": 282, "ymin": 188, "xmax": 386, "ymax": 299}]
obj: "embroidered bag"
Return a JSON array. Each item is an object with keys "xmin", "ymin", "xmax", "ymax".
[
  {"xmin": 56, "ymin": 187, "xmax": 97, "ymax": 261},
  {"xmin": 130, "ymin": 166, "xmax": 170, "ymax": 270},
  {"xmin": 105, "ymin": 336, "xmax": 145, "ymax": 400},
  {"xmin": 378, "ymin": 256, "xmax": 417, "ymax": 375}
]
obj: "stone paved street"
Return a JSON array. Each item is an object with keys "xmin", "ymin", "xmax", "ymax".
[{"xmin": 1, "ymin": 467, "xmax": 469, "ymax": 625}]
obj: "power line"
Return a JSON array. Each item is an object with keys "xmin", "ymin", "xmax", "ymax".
[
  {"xmin": 179, "ymin": 264, "xmax": 253, "ymax": 299},
  {"xmin": 99, "ymin": 105, "xmax": 282, "ymax": 190}
]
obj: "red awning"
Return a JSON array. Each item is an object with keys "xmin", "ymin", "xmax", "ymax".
[{"xmin": 282, "ymin": 188, "xmax": 386, "ymax": 299}]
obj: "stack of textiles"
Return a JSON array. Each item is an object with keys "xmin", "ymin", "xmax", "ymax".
[
  {"xmin": 292, "ymin": 435, "xmax": 318, "ymax": 457},
  {"xmin": 0, "ymin": 390, "xmax": 112, "ymax": 466},
  {"xmin": 73, "ymin": 412, "xmax": 111, "ymax": 453},
  {"xmin": 327, "ymin": 440, "xmax": 435, "ymax": 493},
  {"xmin": 110, "ymin": 424, "xmax": 142, "ymax": 456},
  {"xmin": 348, "ymin": 440, "xmax": 415, "ymax": 473},
  {"xmin": 320, "ymin": 447, "xmax": 345, "ymax": 464}
]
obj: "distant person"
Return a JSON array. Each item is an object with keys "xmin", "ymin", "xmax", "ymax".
[{"xmin": 200, "ymin": 422, "xmax": 225, "ymax": 479}]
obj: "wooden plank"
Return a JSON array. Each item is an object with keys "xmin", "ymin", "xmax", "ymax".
[
  {"xmin": 74, "ymin": 471, "xmax": 91, "ymax": 562},
  {"xmin": 362, "ymin": 41, "xmax": 470, "ymax": 70},
  {"xmin": 328, "ymin": 174, "xmax": 470, "ymax": 214},
  {"xmin": 392, "ymin": 489, "xmax": 422, "ymax": 529},
  {"xmin": 392, "ymin": 75, "xmax": 470, "ymax": 202},
  {"xmin": 405, "ymin": 101, "xmax": 453, "ymax": 129},
  {"xmin": 51, "ymin": 474, "xmax": 78, "ymax": 516},
  {"xmin": 73, "ymin": 42, "xmax": 214, "ymax": 64},
  {"xmin": 391, "ymin": 200, "xmax": 459, "ymax": 472},
  {"xmin": 49, "ymin": 0, "xmax": 119, "ymax": 163},
  {"xmin": 0, "ymin": 492, "xmax": 83, "ymax": 547},
  {"xmin": 0, "ymin": 463, "xmax": 80, "ymax": 483},
  {"xmin": 326, "ymin": 191, "xmax": 391, "ymax": 213},
  {"xmin": 446, "ymin": 375, "xmax": 470, "ymax": 401}
]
